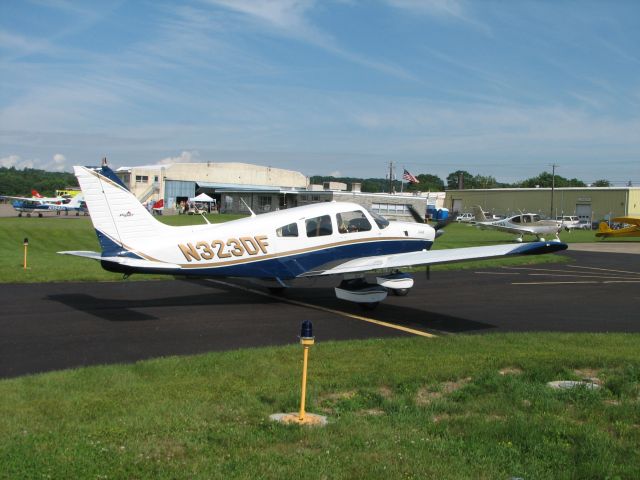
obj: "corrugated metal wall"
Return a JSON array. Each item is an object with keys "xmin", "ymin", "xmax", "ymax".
[
  {"xmin": 445, "ymin": 189, "xmax": 632, "ymax": 220},
  {"xmin": 164, "ymin": 180, "xmax": 196, "ymax": 209},
  {"xmin": 628, "ymin": 190, "xmax": 640, "ymax": 216}
]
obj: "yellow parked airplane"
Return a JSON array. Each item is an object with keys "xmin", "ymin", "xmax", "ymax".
[{"xmin": 596, "ymin": 216, "xmax": 640, "ymax": 238}]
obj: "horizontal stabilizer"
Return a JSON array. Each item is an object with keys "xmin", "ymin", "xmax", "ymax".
[
  {"xmin": 58, "ymin": 250, "xmax": 103, "ymax": 260},
  {"xmin": 59, "ymin": 251, "xmax": 180, "ymax": 270}
]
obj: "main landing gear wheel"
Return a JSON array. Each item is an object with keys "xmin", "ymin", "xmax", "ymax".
[{"xmin": 392, "ymin": 288, "xmax": 409, "ymax": 296}]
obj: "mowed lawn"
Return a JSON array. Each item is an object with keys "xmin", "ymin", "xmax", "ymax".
[
  {"xmin": 0, "ymin": 213, "xmax": 632, "ymax": 283},
  {"xmin": 0, "ymin": 334, "xmax": 638, "ymax": 479}
]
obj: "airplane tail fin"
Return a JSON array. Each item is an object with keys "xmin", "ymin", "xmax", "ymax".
[
  {"xmin": 472, "ymin": 205, "xmax": 487, "ymax": 222},
  {"xmin": 67, "ymin": 193, "xmax": 84, "ymax": 208},
  {"xmin": 32, "ymin": 189, "xmax": 43, "ymax": 198},
  {"xmin": 74, "ymin": 166, "xmax": 171, "ymax": 255}
]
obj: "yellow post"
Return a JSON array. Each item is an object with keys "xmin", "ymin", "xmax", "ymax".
[
  {"xmin": 269, "ymin": 320, "xmax": 326, "ymax": 426},
  {"xmin": 23, "ymin": 238, "xmax": 29, "ymax": 270},
  {"xmin": 299, "ymin": 338, "xmax": 314, "ymax": 421}
]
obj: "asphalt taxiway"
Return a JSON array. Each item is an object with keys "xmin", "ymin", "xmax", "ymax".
[{"xmin": 1, "ymin": 250, "xmax": 639, "ymax": 378}]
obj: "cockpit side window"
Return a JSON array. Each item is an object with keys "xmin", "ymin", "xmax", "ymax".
[
  {"xmin": 276, "ymin": 222, "xmax": 298, "ymax": 237},
  {"xmin": 336, "ymin": 210, "xmax": 372, "ymax": 233},
  {"xmin": 306, "ymin": 215, "xmax": 333, "ymax": 237},
  {"xmin": 367, "ymin": 209, "xmax": 389, "ymax": 229},
  {"xmin": 512, "ymin": 215, "xmax": 522, "ymax": 224}
]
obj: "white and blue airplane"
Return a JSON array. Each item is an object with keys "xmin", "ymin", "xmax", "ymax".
[
  {"xmin": 60, "ymin": 166, "xmax": 567, "ymax": 307},
  {"xmin": 2, "ymin": 192, "xmax": 86, "ymax": 217}
]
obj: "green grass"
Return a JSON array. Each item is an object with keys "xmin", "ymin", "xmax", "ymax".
[
  {"xmin": 3, "ymin": 215, "xmax": 630, "ymax": 283},
  {"xmin": 1, "ymin": 333, "xmax": 638, "ymax": 479},
  {"xmin": 0, "ymin": 214, "xmax": 246, "ymax": 283}
]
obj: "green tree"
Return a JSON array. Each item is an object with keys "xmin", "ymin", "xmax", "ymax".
[
  {"xmin": 0, "ymin": 167, "xmax": 78, "ymax": 196},
  {"xmin": 405, "ymin": 173, "xmax": 445, "ymax": 192},
  {"xmin": 517, "ymin": 171, "xmax": 586, "ymax": 188},
  {"xmin": 472, "ymin": 174, "xmax": 499, "ymax": 189},
  {"xmin": 446, "ymin": 170, "xmax": 474, "ymax": 189},
  {"xmin": 592, "ymin": 179, "xmax": 611, "ymax": 187}
]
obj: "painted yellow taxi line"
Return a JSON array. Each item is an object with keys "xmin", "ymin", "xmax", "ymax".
[{"xmin": 205, "ymin": 279, "xmax": 437, "ymax": 338}]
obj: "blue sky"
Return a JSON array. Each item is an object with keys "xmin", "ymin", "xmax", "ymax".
[{"xmin": 1, "ymin": 0, "xmax": 639, "ymax": 184}]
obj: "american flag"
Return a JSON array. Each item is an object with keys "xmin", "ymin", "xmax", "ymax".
[{"xmin": 402, "ymin": 169, "xmax": 419, "ymax": 184}]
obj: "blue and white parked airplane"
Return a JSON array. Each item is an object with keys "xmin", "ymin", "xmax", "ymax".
[
  {"xmin": 60, "ymin": 166, "xmax": 567, "ymax": 307},
  {"xmin": 2, "ymin": 193, "xmax": 86, "ymax": 217}
]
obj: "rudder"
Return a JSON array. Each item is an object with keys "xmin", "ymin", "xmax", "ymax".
[{"xmin": 74, "ymin": 166, "xmax": 170, "ymax": 252}]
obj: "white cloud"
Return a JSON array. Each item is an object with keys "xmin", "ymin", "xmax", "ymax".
[
  {"xmin": 385, "ymin": 0, "xmax": 465, "ymax": 18},
  {"xmin": 52, "ymin": 153, "xmax": 66, "ymax": 171},
  {"xmin": 329, "ymin": 170, "xmax": 342, "ymax": 177},
  {"xmin": 157, "ymin": 150, "xmax": 200, "ymax": 165},
  {"xmin": 203, "ymin": 0, "xmax": 315, "ymax": 32},
  {"xmin": 200, "ymin": 0, "xmax": 415, "ymax": 80},
  {"xmin": 384, "ymin": 0, "xmax": 491, "ymax": 34},
  {"xmin": 0, "ymin": 154, "xmax": 34, "ymax": 169}
]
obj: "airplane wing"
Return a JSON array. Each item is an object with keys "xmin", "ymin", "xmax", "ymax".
[
  {"xmin": 300, "ymin": 241, "xmax": 567, "ymax": 277},
  {"xmin": 0, "ymin": 195, "xmax": 38, "ymax": 202},
  {"xmin": 612, "ymin": 216, "xmax": 640, "ymax": 226},
  {"xmin": 474, "ymin": 222, "xmax": 523, "ymax": 235}
]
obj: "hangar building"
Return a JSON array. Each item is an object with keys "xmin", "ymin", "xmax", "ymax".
[
  {"xmin": 446, "ymin": 187, "xmax": 640, "ymax": 223},
  {"xmin": 116, "ymin": 162, "xmax": 308, "ymax": 214},
  {"xmin": 115, "ymin": 162, "xmax": 426, "ymax": 221}
]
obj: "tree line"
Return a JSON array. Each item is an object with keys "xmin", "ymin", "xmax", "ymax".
[
  {"xmin": 0, "ymin": 167, "xmax": 78, "ymax": 196},
  {"xmin": 0, "ymin": 165, "xmax": 613, "ymax": 197},
  {"xmin": 311, "ymin": 170, "xmax": 612, "ymax": 193}
]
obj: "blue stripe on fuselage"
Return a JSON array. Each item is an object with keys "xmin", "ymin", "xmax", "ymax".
[{"xmin": 144, "ymin": 238, "xmax": 431, "ymax": 279}]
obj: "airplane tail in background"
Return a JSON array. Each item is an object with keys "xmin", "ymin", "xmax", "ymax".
[
  {"xmin": 32, "ymin": 190, "xmax": 43, "ymax": 198},
  {"xmin": 74, "ymin": 166, "xmax": 171, "ymax": 255},
  {"xmin": 472, "ymin": 205, "xmax": 487, "ymax": 222},
  {"xmin": 66, "ymin": 193, "xmax": 84, "ymax": 209}
]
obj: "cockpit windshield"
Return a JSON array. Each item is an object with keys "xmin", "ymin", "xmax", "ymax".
[{"xmin": 367, "ymin": 209, "xmax": 389, "ymax": 229}]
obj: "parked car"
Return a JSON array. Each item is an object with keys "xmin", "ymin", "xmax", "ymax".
[
  {"xmin": 456, "ymin": 212, "xmax": 475, "ymax": 222},
  {"xmin": 576, "ymin": 220, "xmax": 591, "ymax": 230},
  {"xmin": 555, "ymin": 215, "xmax": 581, "ymax": 230}
]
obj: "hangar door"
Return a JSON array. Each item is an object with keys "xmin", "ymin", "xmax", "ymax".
[
  {"xmin": 164, "ymin": 180, "xmax": 196, "ymax": 210},
  {"xmin": 575, "ymin": 204, "xmax": 592, "ymax": 223}
]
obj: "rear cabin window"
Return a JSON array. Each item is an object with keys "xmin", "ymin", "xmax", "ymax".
[
  {"xmin": 276, "ymin": 222, "xmax": 298, "ymax": 237},
  {"xmin": 306, "ymin": 215, "xmax": 333, "ymax": 237},
  {"xmin": 336, "ymin": 210, "xmax": 372, "ymax": 233}
]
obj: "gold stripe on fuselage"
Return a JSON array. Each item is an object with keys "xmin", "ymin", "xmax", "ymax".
[{"xmin": 177, "ymin": 236, "xmax": 424, "ymax": 269}]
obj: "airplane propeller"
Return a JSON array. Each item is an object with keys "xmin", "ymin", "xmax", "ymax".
[{"xmin": 407, "ymin": 205, "xmax": 452, "ymax": 237}]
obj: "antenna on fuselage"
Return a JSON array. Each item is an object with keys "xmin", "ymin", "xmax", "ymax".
[{"xmin": 241, "ymin": 198, "xmax": 256, "ymax": 217}]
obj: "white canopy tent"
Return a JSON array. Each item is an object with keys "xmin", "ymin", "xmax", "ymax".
[{"xmin": 189, "ymin": 192, "xmax": 215, "ymax": 203}]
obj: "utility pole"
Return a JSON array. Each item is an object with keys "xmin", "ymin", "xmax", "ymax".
[
  {"xmin": 388, "ymin": 162, "xmax": 394, "ymax": 194},
  {"xmin": 550, "ymin": 163, "xmax": 558, "ymax": 218}
]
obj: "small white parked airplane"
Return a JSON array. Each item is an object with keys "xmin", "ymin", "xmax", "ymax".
[
  {"xmin": 2, "ymin": 193, "xmax": 86, "ymax": 217},
  {"xmin": 471, "ymin": 205, "xmax": 563, "ymax": 243},
  {"xmin": 60, "ymin": 167, "xmax": 567, "ymax": 307}
]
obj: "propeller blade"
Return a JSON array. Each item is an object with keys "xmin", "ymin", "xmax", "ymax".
[
  {"xmin": 434, "ymin": 217, "xmax": 455, "ymax": 231},
  {"xmin": 407, "ymin": 205, "xmax": 425, "ymax": 224}
]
